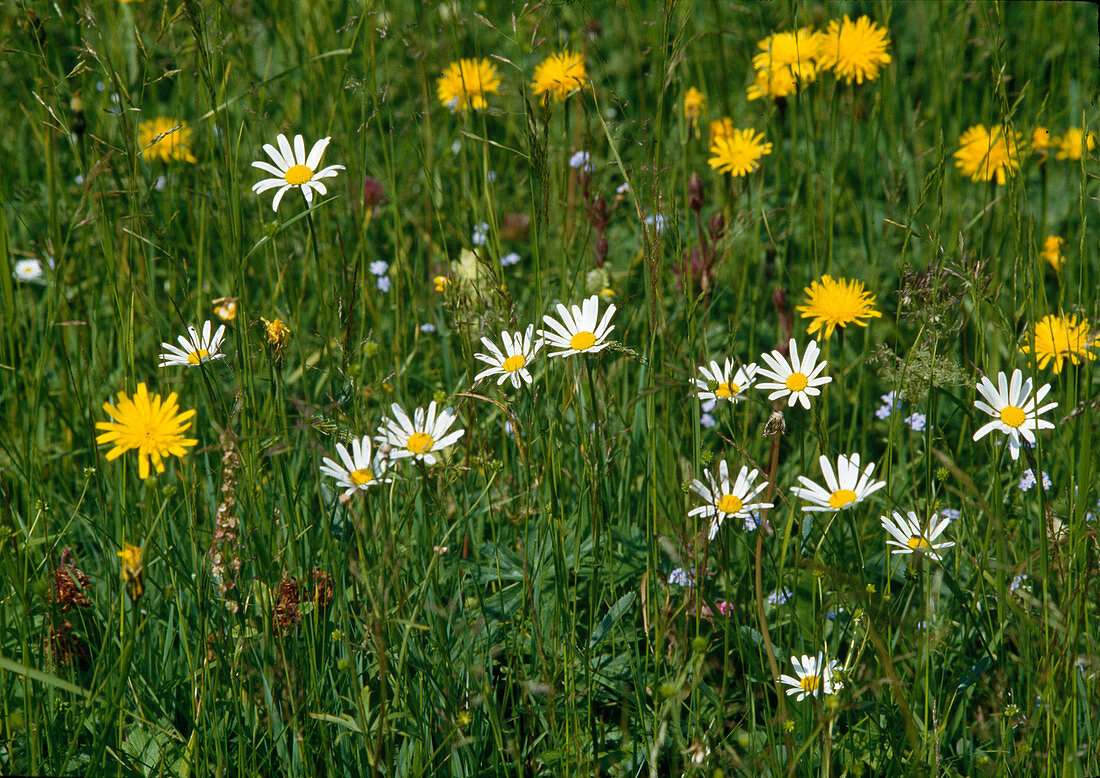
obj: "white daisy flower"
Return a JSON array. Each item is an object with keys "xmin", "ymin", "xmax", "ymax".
[
  {"xmin": 473, "ymin": 325, "xmax": 543, "ymax": 389},
  {"xmin": 790, "ymin": 453, "xmax": 886, "ymax": 512},
  {"xmin": 693, "ymin": 359, "xmax": 758, "ymax": 404},
  {"xmin": 972, "ymin": 369, "xmax": 1057, "ymax": 460},
  {"xmin": 756, "ymin": 338, "xmax": 832, "ymax": 409},
  {"xmin": 251, "ymin": 133, "xmax": 345, "ymax": 212},
  {"xmin": 158, "ymin": 320, "xmax": 227, "ymax": 367},
  {"xmin": 13, "ymin": 258, "xmax": 45, "ymax": 283},
  {"xmin": 376, "ymin": 400, "xmax": 465, "ymax": 465},
  {"xmin": 779, "ymin": 653, "xmax": 843, "ymax": 701},
  {"xmin": 880, "ymin": 510, "xmax": 954, "ymax": 561},
  {"xmin": 537, "ymin": 295, "xmax": 616, "ymax": 358},
  {"xmin": 320, "ymin": 435, "xmax": 392, "ymax": 498},
  {"xmin": 688, "ymin": 460, "xmax": 773, "ymax": 540}
]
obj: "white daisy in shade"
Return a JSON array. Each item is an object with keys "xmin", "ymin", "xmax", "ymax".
[
  {"xmin": 972, "ymin": 369, "xmax": 1057, "ymax": 461},
  {"xmin": 881, "ymin": 510, "xmax": 954, "ymax": 561},
  {"xmin": 693, "ymin": 359, "xmax": 758, "ymax": 404},
  {"xmin": 537, "ymin": 295, "xmax": 616, "ymax": 358},
  {"xmin": 251, "ymin": 133, "xmax": 345, "ymax": 212},
  {"xmin": 779, "ymin": 653, "xmax": 843, "ymax": 701},
  {"xmin": 13, "ymin": 258, "xmax": 45, "ymax": 283},
  {"xmin": 756, "ymin": 338, "xmax": 832, "ymax": 409},
  {"xmin": 688, "ymin": 461, "xmax": 773, "ymax": 539},
  {"xmin": 376, "ymin": 401, "xmax": 465, "ymax": 466},
  {"xmin": 320, "ymin": 435, "xmax": 392, "ymax": 498},
  {"xmin": 790, "ymin": 453, "xmax": 886, "ymax": 512},
  {"xmin": 473, "ymin": 325, "xmax": 543, "ymax": 389},
  {"xmin": 158, "ymin": 321, "xmax": 227, "ymax": 367}
]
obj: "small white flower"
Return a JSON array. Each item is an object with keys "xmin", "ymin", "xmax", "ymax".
[
  {"xmin": 568, "ymin": 150, "xmax": 592, "ymax": 171},
  {"xmin": 1018, "ymin": 469, "xmax": 1051, "ymax": 493},
  {"xmin": 688, "ymin": 461, "xmax": 773, "ymax": 540},
  {"xmin": 940, "ymin": 508, "xmax": 961, "ymax": 521},
  {"xmin": 377, "ymin": 276, "xmax": 391, "ymax": 292},
  {"xmin": 645, "ymin": 213, "xmax": 666, "ymax": 233},
  {"xmin": 376, "ymin": 401, "xmax": 465, "ymax": 466},
  {"xmin": 473, "ymin": 325, "xmax": 543, "ymax": 389},
  {"xmin": 616, "ymin": 181, "xmax": 631, "ymax": 194},
  {"xmin": 880, "ymin": 510, "xmax": 954, "ymax": 561},
  {"xmin": 693, "ymin": 359, "xmax": 758, "ymax": 404},
  {"xmin": 13, "ymin": 259, "xmax": 45, "ymax": 283},
  {"xmin": 537, "ymin": 295, "xmax": 616, "ymax": 358},
  {"xmin": 251, "ymin": 133, "xmax": 345, "ymax": 212},
  {"xmin": 320, "ymin": 435, "xmax": 392, "ymax": 498},
  {"xmin": 369, "ymin": 260, "xmax": 390, "ymax": 276},
  {"xmin": 472, "ymin": 222, "xmax": 489, "ymax": 246},
  {"xmin": 779, "ymin": 653, "xmax": 842, "ymax": 701},
  {"xmin": 700, "ymin": 413, "xmax": 717, "ymax": 429},
  {"xmin": 500, "ymin": 252, "xmax": 521, "ymax": 267},
  {"xmin": 756, "ymin": 339, "xmax": 832, "ymax": 410},
  {"xmin": 419, "ymin": 323, "xmax": 436, "ymax": 333},
  {"xmin": 158, "ymin": 321, "xmax": 227, "ymax": 367},
  {"xmin": 790, "ymin": 453, "xmax": 886, "ymax": 512},
  {"xmin": 972, "ymin": 369, "xmax": 1057, "ymax": 460}
]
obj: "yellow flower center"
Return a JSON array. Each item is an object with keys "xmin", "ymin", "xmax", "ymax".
[
  {"xmin": 828, "ymin": 489, "xmax": 857, "ymax": 509},
  {"xmin": 999, "ymin": 405, "xmax": 1026, "ymax": 428},
  {"xmin": 800, "ymin": 675, "xmax": 821, "ymax": 693},
  {"xmin": 786, "ymin": 372, "xmax": 809, "ymax": 392},
  {"xmin": 502, "ymin": 354, "xmax": 526, "ymax": 373},
  {"xmin": 187, "ymin": 349, "xmax": 210, "ymax": 365},
  {"xmin": 570, "ymin": 331, "xmax": 597, "ymax": 351},
  {"xmin": 407, "ymin": 432, "xmax": 435, "ymax": 455},
  {"xmin": 349, "ymin": 468, "xmax": 374, "ymax": 486},
  {"xmin": 715, "ymin": 381, "xmax": 740, "ymax": 398},
  {"xmin": 907, "ymin": 535, "xmax": 929, "ymax": 551},
  {"xmin": 284, "ymin": 164, "xmax": 313, "ymax": 186},
  {"xmin": 716, "ymin": 494, "xmax": 743, "ymax": 514}
]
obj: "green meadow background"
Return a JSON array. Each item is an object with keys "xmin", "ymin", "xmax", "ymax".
[{"xmin": 2, "ymin": 1, "xmax": 1097, "ymax": 775}]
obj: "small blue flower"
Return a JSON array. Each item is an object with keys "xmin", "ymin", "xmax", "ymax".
[
  {"xmin": 500, "ymin": 252, "xmax": 521, "ymax": 267},
  {"xmin": 369, "ymin": 260, "xmax": 389, "ymax": 276},
  {"xmin": 376, "ymin": 276, "xmax": 391, "ymax": 292},
  {"xmin": 472, "ymin": 222, "xmax": 489, "ymax": 246},
  {"xmin": 875, "ymin": 391, "xmax": 899, "ymax": 419},
  {"xmin": 904, "ymin": 412, "xmax": 927, "ymax": 432},
  {"xmin": 668, "ymin": 567, "xmax": 695, "ymax": 588},
  {"xmin": 568, "ymin": 150, "xmax": 592, "ymax": 172}
]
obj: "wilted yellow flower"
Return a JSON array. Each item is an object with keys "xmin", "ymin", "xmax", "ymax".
[
  {"xmin": 531, "ymin": 51, "xmax": 588, "ymax": 102},
  {"xmin": 213, "ymin": 296, "xmax": 238, "ymax": 322},
  {"xmin": 683, "ymin": 87, "xmax": 706, "ymax": 129},
  {"xmin": 95, "ymin": 384, "xmax": 197, "ymax": 480},
  {"xmin": 707, "ymin": 129, "xmax": 773, "ymax": 177},
  {"xmin": 1040, "ymin": 235, "xmax": 1065, "ymax": 272},
  {"xmin": 796, "ymin": 275, "xmax": 882, "ymax": 339},
  {"xmin": 818, "ymin": 15, "xmax": 892, "ymax": 84},
  {"xmin": 1020, "ymin": 313, "xmax": 1097, "ymax": 373},
  {"xmin": 1053, "ymin": 128, "xmax": 1097, "ymax": 161},
  {"xmin": 117, "ymin": 544, "xmax": 144, "ymax": 600},
  {"xmin": 261, "ymin": 318, "xmax": 291, "ymax": 353},
  {"xmin": 953, "ymin": 124, "xmax": 1022, "ymax": 184},
  {"xmin": 436, "ymin": 58, "xmax": 501, "ymax": 112},
  {"xmin": 709, "ymin": 117, "xmax": 735, "ymax": 145},
  {"xmin": 138, "ymin": 117, "xmax": 197, "ymax": 163}
]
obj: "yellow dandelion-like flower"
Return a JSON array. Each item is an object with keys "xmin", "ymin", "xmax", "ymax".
[
  {"xmin": 796, "ymin": 275, "xmax": 882, "ymax": 339},
  {"xmin": 1031, "ymin": 127, "xmax": 1052, "ymax": 158},
  {"xmin": 953, "ymin": 124, "xmax": 1022, "ymax": 184},
  {"xmin": 746, "ymin": 66, "xmax": 800, "ymax": 101},
  {"xmin": 117, "ymin": 543, "xmax": 145, "ymax": 600},
  {"xmin": 683, "ymin": 87, "xmax": 706, "ymax": 129},
  {"xmin": 1040, "ymin": 235, "xmax": 1065, "ymax": 272},
  {"xmin": 138, "ymin": 117, "xmax": 197, "ymax": 163},
  {"xmin": 1020, "ymin": 314, "xmax": 1097, "ymax": 374},
  {"xmin": 1053, "ymin": 128, "xmax": 1097, "ymax": 161},
  {"xmin": 707, "ymin": 129, "xmax": 773, "ymax": 177},
  {"xmin": 261, "ymin": 317, "xmax": 291, "ymax": 352},
  {"xmin": 531, "ymin": 51, "xmax": 588, "ymax": 103},
  {"xmin": 95, "ymin": 383, "xmax": 197, "ymax": 480},
  {"xmin": 818, "ymin": 15, "xmax": 892, "ymax": 85},
  {"xmin": 709, "ymin": 117, "xmax": 735, "ymax": 144},
  {"xmin": 752, "ymin": 28, "xmax": 823, "ymax": 82},
  {"xmin": 436, "ymin": 58, "xmax": 501, "ymax": 112}
]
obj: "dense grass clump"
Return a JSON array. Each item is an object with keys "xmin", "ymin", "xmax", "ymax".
[{"xmin": 1, "ymin": 2, "xmax": 1097, "ymax": 775}]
